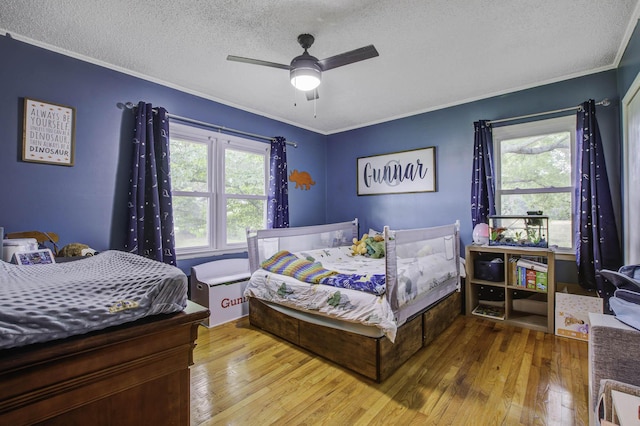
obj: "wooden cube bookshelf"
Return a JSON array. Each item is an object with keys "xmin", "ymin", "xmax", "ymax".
[{"xmin": 465, "ymin": 244, "xmax": 555, "ymax": 333}]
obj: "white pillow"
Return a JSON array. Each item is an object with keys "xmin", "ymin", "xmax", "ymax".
[{"xmin": 368, "ymin": 228, "xmax": 383, "ymax": 237}]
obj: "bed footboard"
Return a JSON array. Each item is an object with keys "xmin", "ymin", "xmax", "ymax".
[{"xmin": 385, "ymin": 221, "xmax": 461, "ymax": 321}]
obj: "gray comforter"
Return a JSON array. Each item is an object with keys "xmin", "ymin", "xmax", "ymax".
[{"xmin": 0, "ymin": 250, "xmax": 187, "ymax": 349}]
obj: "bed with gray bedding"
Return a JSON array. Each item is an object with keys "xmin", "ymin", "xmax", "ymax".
[{"xmin": 0, "ymin": 250, "xmax": 187, "ymax": 349}]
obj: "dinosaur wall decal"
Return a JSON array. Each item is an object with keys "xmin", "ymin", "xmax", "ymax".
[{"xmin": 289, "ymin": 169, "xmax": 315, "ymax": 190}]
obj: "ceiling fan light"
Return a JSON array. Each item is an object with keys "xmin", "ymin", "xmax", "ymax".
[
  {"xmin": 289, "ymin": 56, "xmax": 321, "ymax": 91},
  {"xmin": 291, "ymin": 72, "xmax": 321, "ymax": 91}
]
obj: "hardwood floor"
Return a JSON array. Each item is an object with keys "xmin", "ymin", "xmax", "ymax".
[{"xmin": 190, "ymin": 314, "xmax": 589, "ymax": 425}]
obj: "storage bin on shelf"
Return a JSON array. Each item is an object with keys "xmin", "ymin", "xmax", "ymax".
[{"xmin": 473, "ymin": 255, "xmax": 505, "ymax": 282}]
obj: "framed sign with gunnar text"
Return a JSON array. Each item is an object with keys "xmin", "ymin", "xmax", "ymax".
[
  {"xmin": 357, "ymin": 147, "xmax": 436, "ymax": 195},
  {"xmin": 23, "ymin": 98, "xmax": 76, "ymax": 166}
]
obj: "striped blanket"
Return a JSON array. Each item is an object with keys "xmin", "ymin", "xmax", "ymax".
[
  {"xmin": 260, "ymin": 250, "xmax": 386, "ymax": 295},
  {"xmin": 260, "ymin": 250, "xmax": 337, "ymax": 284}
]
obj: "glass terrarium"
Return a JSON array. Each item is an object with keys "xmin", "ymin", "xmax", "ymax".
[{"xmin": 488, "ymin": 215, "xmax": 549, "ymax": 248}]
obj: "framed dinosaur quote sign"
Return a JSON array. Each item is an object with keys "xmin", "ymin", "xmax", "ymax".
[
  {"xmin": 22, "ymin": 98, "xmax": 76, "ymax": 166},
  {"xmin": 357, "ymin": 147, "xmax": 436, "ymax": 195}
]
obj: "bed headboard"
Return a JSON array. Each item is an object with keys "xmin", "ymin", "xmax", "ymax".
[{"xmin": 246, "ymin": 219, "xmax": 359, "ymax": 273}]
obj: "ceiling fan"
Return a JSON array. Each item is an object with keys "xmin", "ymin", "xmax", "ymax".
[{"xmin": 227, "ymin": 34, "xmax": 379, "ymax": 100}]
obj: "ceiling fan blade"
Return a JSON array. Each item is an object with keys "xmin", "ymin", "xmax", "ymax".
[
  {"xmin": 317, "ymin": 45, "xmax": 379, "ymax": 71},
  {"xmin": 306, "ymin": 89, "xmax": 319, "ymax": 101},
  {"xmin": 226, "ymin": 55, "xmax": 290, "ymax": 70}
]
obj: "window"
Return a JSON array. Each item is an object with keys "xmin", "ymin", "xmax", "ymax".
[
  {"xmin": 492, "ymin": 116, "xmax": 575, "ymax": 249},
  {"xmin": 169, "ymin": 123, "xmax": 269, "ymax": 257}
]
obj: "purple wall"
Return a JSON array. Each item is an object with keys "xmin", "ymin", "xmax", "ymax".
[
  {"xmin": 326, "ymin": 71, "xmax": 621, "ymax": 254},
  {"xmin": 0, "ymin": 35, "xmax": 328, "ymax": 272},
  {"xmin": 3, "ymin": 18, "xmax": 640, "ymax": 276}
]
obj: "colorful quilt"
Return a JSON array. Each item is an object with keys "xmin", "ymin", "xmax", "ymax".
[{"xmin": 260, "ymin": 249, "xmax": 386, "ymax": 295}]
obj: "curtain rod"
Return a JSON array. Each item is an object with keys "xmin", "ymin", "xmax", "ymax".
[
  {"xmin": 120, "ymin": 102, "xmax": 297, "ymax": 148},
  {"xmin": 487, "ymin": 98, "xmax": 611, "ymax": 125}
]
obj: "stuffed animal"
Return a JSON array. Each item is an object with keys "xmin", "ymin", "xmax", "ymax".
[
  {"xmin": 365, "ymin": 235, "xmax": 385, "ymax": 258},
  {"xmin": 351, "ymin": 234, "xmax": 369, "ymax": 256},
  {"xmin": 58, "ymin": 243, "xmax": 98, "ymax": 257},
  {"xmin": 351, "ymin": 233, "xmax": 385, "ymax": 258}
]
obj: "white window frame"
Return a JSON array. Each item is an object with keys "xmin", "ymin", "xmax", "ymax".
[
  {"xmin": 492, "ymin": 115, "xmax": 576, "ymax": 249},
  {"xmin": 170, "ymin": 122, "xmax": 270, "ymax": 259}
]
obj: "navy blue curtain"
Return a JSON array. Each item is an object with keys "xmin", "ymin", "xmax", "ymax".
[
  {"xmin": 124, "ymin": 102, "xmax": 176, "ymax": 265},
  {"xmin": 575, "ymin": 99, "xmax": 622, "ymax": 299},
  {"xmin": 267, "ymin": 137, "xmax": 289, "ymax": 229},
  {"xmin": 471, "ymin": 120, "xmax": 496, "ymax": 228}
]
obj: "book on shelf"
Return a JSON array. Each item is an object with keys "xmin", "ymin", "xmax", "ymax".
[
  {"xmin": 515, "ymin": 258, "xmax": 548, "ymax": 272},
  {"xmin": 535, "ymin": 270, "xmax": 548, "ymax": 292},
  {"xmin": 511, "ymin": 256, "xmax": 549, "ymax": 292},
  {"xmin": 526, "ymin": 269, "xmax": 537, "ymax": 289},
  {"xmin": 516, "ymin": 266, "xmax": 529, "ymax": 288},
  {"xmin": 509, "ymin": 258, "xmax": 519, "ymax": 287},
  {"xmin": 472, "ymin": 304, "xmax": 505, "ymax": 320},
  {"xmin": 514, "ymin": 266, "xmax": 548, "ymax": 292}
]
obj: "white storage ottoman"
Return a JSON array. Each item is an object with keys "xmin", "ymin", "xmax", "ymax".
[{"xmin": 190, "ymin": 258, "xmax": 251, "ymax": 327}]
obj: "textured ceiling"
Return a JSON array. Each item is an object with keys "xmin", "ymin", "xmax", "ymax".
[{"xmin": 1, "ymin": 1, "xmax": 639, "ymax": 134}]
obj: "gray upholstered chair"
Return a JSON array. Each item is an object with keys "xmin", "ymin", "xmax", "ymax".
[
  {"xmin": 595, "ymin": 379, "xmax": 640, "ymax": 425},
  {"xmin": 589, "ymin": 313, "xmax": 640, "ymax": 425}
]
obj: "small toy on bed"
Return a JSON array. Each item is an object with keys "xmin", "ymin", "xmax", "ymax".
[
  {"xmin": 351, "ymin": 234, "xmax": 368, "ymax": 256},
  {"xmin": 351, "ymin": 233, "xmax": 385, "ymax": 258},
  {"xmin": 58, "ymin": 243, "xmax": 98, "ymax": 257}
]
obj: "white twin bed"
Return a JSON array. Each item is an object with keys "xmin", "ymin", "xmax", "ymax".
[{"xmin": 245, "ymin": 219, "xmax": 461, "ymax": 381}]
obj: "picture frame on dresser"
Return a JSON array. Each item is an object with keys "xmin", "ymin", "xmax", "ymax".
[{"xmin": 13, "ymin": 248, "xmax": 56, "ymax": 265}]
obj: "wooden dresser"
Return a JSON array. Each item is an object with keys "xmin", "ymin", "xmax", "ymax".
[{"xmin": 0, "ymin": 301, "xmax": 209, "ymax": 425}]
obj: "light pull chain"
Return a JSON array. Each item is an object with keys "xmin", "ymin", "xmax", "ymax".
[{"xmin": 293, "ymin": 83, "xmax": 297, "ymax": 107}]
